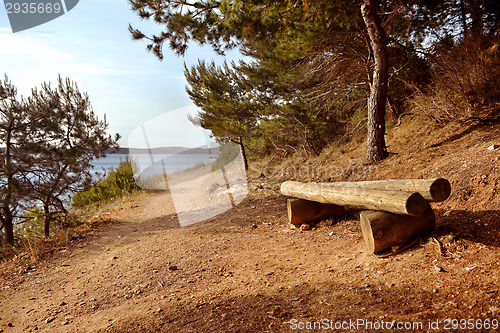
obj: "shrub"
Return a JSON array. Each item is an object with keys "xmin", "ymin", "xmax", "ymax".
[
  {"xmin": 410, "ymin": 39, "xmax": 500, "ymax": 125},
  {"xmin": 72, "ymin": 156, "xmax": 140, "ymax": 207}
]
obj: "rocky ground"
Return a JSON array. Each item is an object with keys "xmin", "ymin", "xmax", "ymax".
[{"xmin": 0, "ymin": 121, "xmax": 499, "ymax": 332}]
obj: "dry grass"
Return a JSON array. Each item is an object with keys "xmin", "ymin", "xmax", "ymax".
[{"xmin": 410, "ymin": 40, "xmax": 500, "ymax": 125}]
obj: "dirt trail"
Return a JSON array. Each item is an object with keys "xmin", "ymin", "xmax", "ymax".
[
  {"xmin": 0, "ymin": 191, "xmax": 180, "ymax": 332},
  {"xmin": 0, "ymin": 123, "xmax": 499, "ymax": 332}
]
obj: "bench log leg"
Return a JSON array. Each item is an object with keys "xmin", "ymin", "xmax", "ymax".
[
  {"xmin": 360, "ymin": 203, "xmax": 435, "ymax": 253},
  {"xmin": 287, "ymin": 199, "xmax": 345, "ymax": 226}
]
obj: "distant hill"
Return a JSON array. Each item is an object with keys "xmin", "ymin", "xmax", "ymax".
[
  {"xmin": 0, "ymin": 147, "xmax": 218, "ymax": 155},
  {"xmin": 107, "ymin": 146, "xmax": 219, "ymax": 155}
]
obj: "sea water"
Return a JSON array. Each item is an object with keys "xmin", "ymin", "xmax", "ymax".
[{"xmin": 92, "ymin": 153, "xmax": 217, "ymax": 176}]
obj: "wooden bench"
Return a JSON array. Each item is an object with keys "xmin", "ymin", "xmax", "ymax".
[{"xmin": 281, "ymin": 178, "xmax": 451, "ymax": 253}]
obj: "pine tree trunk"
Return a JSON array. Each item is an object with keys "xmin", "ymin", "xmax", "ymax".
[
  {"xmin": 467, "ymin": 0, "xmax": 483, "ymax": 39},
  {"xmin": 2, "ymin": 125, "xmax": 15, "ymax": 244},
  {"xmin": 44, "ymin": 203, "xmax": 51, "ymax": 238},
  {"xmin": 361, "ymin": 0, "xmax": 389, "ymax": 164},
  {"xmin": 2, "ymin": 212, "xmax": 14, "ymax": 244},
  {"xmin": 238, "ymin": 136, "xmax": 248, "ymax": 171}
]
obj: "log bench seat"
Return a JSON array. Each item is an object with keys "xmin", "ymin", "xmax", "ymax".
[{"xmin": 280, "ymin": 178, "xmax": 451, "ymax": 253}]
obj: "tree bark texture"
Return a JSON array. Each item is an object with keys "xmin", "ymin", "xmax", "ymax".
[
  {"xmin": 360, "ymin": 203, "xmax": 436, "ymax": 253},
  {"xmin": 361, "ymin": 0, "xmax": 389, "ymax": 164},
  {"xmin": 287, "ymin": 199, "xmax": 345, "ymax": 225},
  {"xmin": 281, "ymin": 181, "xmax": 427, "ymax": 216},
  {"xmin": 319, "ymin": 178, "xmax": 451, "ymax": 202}
]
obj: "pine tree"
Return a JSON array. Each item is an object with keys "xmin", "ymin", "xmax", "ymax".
[
  {"xmin": 185, "ymin": 61, "xmax": 258, "ymax": 170},
  {"xmin": 0, "ymin": 76, "xmax": 118, "ymax": 243}
]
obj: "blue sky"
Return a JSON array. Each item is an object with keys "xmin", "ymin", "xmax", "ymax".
[{"xmin": 0, "ymin": 0, "xmax": 240, "ymax": 148}]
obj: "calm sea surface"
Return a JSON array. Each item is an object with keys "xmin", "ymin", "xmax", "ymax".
[{"xmin": 92, "ymin": 153, "xmax": 217, "ymax": 176}]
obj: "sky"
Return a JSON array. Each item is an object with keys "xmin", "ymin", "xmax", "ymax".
[{"xmin": 0, "ymin": 0, "xmax": 241, "ymax": 148}]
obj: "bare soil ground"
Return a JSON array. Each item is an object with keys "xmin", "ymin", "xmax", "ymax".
[{"xmin": 0, "ymin": 121, "xmax": 499, "ymax": 332}]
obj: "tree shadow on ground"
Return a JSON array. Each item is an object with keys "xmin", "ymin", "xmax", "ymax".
[
  {"xmin": 97, "ymin": 278, "xmax": 493, "ymax": 333},
  {"xmin": 429, "ymin": 119, "xmax": 500, "ymax": 148},
  {"xmin": 434, "ymin": 209, "xmax": 500, "ymax": 248}
]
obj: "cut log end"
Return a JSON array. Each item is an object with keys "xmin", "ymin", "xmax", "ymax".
[
  {"xmin": 405, "ymin": 192, "xmax": 428, "ymax": 216},
  {"xmin": 429, "ymin": 178, "xmax": 451, "ymax": 202},
  {"xmin": 360, "ymin": 203, "xmax": 436, "ymax": 253}
]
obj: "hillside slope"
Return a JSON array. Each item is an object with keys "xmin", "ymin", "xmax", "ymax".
[{"xmin": 0, "ymin": 121, "xmax": 499, "ymax": 332}]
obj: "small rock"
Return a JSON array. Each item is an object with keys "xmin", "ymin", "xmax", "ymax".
[
  {"xmin": 446, "ymin": 301, "xmax": 457, "ymax": 308},
  {"xmin": 168, "ymin": 265, "xmax": 178, "ymax": 271},
  {"xmin": 433, "ymin": 265, "xmax": 445, "ymax": 272},
  {"xmin": 62, "ymin": 321, "xmax": 69, "ymax": 325},
  {"xmin": 487, "ymin": 144, "xmax": 499, "ymax": 150},
  {"xmin": 45, "ymin": 316, "xmax": 55, "ymax": 324},
  {"xmin": 251, "ymin": 224, "xmax": 258, "ymax": 229},
  {"xmin": 59, "ymin": 301, "xmax": 66, "ymax": 306},
  {"xmin": 360, "ymin": 283, "xmax": 370, "ymax": 288},
  {"xmin": 441, "ymin": 234, "xmax": 455, "ymax": 245},
  {"xmin": 300, "ymin": 224, "xmax": 311, "ymax": 231},
  {"xmin": 155, "ymin": 308, "xmax": 163, "ymax": 313}
]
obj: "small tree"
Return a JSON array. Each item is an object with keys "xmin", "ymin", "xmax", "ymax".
[
  {"xmin": 185, "ymin": 61, "xmax": 259, "ymax": 170},
  {"xmin": 0, "ymin": 76, "xmax": 118, "ymax": 243},
  {"xmin": 0, "ymin": 76, "xmax": 34, "ymax": 244},
  {"xmin": 24, "ymin": 77, "xmax": 119, "ymax": 237}
]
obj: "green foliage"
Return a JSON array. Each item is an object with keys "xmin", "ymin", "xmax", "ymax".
[
  {"xmin": 213, "ymin": 142, "xmax": 241, "ymax": 171},
  {"xmin": 185, "ymin": 60, "xmax": 259, "ymax": 143},
  {"xmin": 72, "ymin": 156, "xmax": 140, "ymax": 208},
  {"xmin": 130, "ymin": 0, "xmax": 500, "ymax": 161},
  {"xmin": 17, "ymin": 208, "xmax": 60, "ymax": 240},
  {"xmin": 0, "ymin": 75, "xmax": 119, "ymax": 243}
]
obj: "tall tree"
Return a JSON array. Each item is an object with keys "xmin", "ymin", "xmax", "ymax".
[
  {"xmin": 129, "ymin": 0, "xmax": 454, "ymax": 163},
  {"xmin": 0, "ymin": 76, "xmax": 118, "ymax": 243},
  {"xmin": 361, "ymin": 0, "xmax": 389, "ymax": 163}
]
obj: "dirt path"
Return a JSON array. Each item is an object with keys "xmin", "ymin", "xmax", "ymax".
[
  {"xmin": 1, "ymin": 188, "xmax": 499, "ymax": 332},
  {"xmin": 1, "ymin": 123, "xmax": 499, "ymax": 332}
]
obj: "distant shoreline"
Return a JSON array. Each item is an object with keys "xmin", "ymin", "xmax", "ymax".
[
  {"xmin": 0, "ymin": 146, "xmax": 219, "ymax": 155},
  {"xmin": 106, "ymin": 146, "xmax": 220, "ymax": 155}
]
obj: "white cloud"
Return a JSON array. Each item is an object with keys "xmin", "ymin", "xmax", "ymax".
[{"xmin": 0, "ymin": 28, "xmax": 73, "ymax": 59}]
